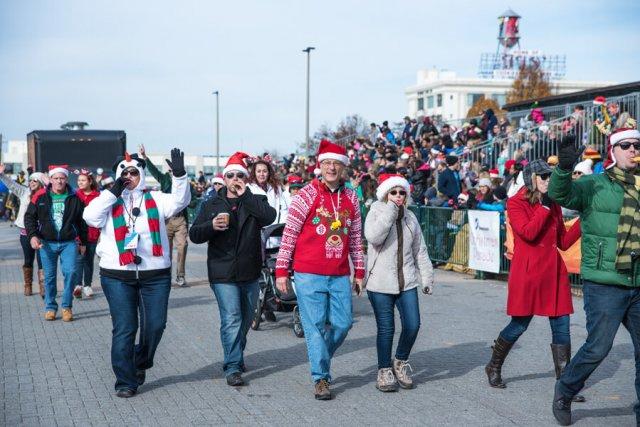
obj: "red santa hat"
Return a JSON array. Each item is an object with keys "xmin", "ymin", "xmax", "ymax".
[
  {"xmin": 48, "ymin": 164, "xmax": 69, "ymax": 177},
  {"xmin": 317, "ymin": 139, "xmax": 348, "ymax": 165},
  {"xmin": 504, "ymin": 159, "xmax": 516, "ymax": 171},
  {"xmin": 73, "ymin": 168, "xmax": 93, "ymax": 177},
  {"xmin": 489, "ymin": 168, "xmax": 500, "ymax": 179},
  {"xmin": 211, "ymin": 174, "xmax": 224, "ymax": 185},
  {"xmin": 223, "ymin": 152, "xmax": 250, "ymax": 176},
  {"xmin": 287, "ymin": 174, "xmax": 303, "ymax": 184},
  {"xmin": 604, "ymin": 128, "xmax": 640, "ymax": 170},
  {"xmin": 593, "ymin": 96, "xmax": 606, "ymax": 106},
  {"xmin": 376, "ymin": 173, "xmax": 410, "ymax": 201}
]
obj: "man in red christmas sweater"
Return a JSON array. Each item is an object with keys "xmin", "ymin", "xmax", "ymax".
[{"xmin": 276, "ymin": 139, "xmax": 365, "ymax": 400}]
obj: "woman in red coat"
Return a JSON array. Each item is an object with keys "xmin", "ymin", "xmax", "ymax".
[{"xmin": 484, "ymin": 160, "xmax": 584, "ymax": 402}]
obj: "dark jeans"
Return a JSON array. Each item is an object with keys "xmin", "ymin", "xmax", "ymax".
[
  {"xmin": 19, "ymin": 234, "xmax": 42, "ymax": 269},
  {"xmin": 557, "ymin": 281, "xmax": 640, "ymax": 419},
  {"xmin": 101, "ymin": 274, "xmax": 171, "ymax": 391},
  {"xmin": 367, "ymin": 288, "xmax": 421, "ymax": 369},
  {"xmin": 499, "ymin": 315, "xmax": 570, "ymax": 345},
  {"xmin": 73, "ymin": 242, "xmax": 97, "ymax": 287},
  {"xmin": 211, "ymin": 280, "xmax": 259, "ymax": 377}
]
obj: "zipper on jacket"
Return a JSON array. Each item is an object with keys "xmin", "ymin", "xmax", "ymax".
[
  {"xmin": 596, "ymin": 242, "xmax": 604, "ymax": 270},
  {"xmin": 396, "ymin": 216, "xmax": 405, "ymax": 292}
]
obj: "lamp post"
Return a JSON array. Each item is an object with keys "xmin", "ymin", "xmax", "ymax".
[
  {"xmin": 302, "ymin": 47, "xmax": 315, "ymax": 156},
  {"xmin": 212, "ymin": 91, "xmax": 220, "ymax": 173}
]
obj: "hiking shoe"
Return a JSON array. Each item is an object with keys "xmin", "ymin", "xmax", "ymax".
[
  {"xmin": 82, "ymin": 286, "xmax": 94, "ymax": 299},
  {"xmin": 61, "ymin": 308, "xmax": 73, "ymax": 322},
  {"xmin": 73, "ymin": 286, "xmax": 83, "ymax": 299},
  {"xmin": 44, "ymin": 311, "xmax": 56, "ymax": 321},
  {"xmin": 552, "ymin": 388, "xmax": 572, "ymax": 426},
  {"xmin": 393, "ymin": 358, "xmax": 414, "ymax": 389},
  {"xmin": 226, "ymin": 372, "xmax": 244, "ymax": 387},
  {"xmin": 264, "ymin": 310, "xmax": 276, "ymax": 322},
  {"xmin": 314, "ymin": 379, "xmax": 332, "ymax": 400},
  {"xmin": 376, "ymin": 368, "xmax": 398, "ymax": 392}
]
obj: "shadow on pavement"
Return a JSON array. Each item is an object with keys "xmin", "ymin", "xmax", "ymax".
[{"xmin": 573, "ymin": 405, "xmax": 635, "ymax": 423}]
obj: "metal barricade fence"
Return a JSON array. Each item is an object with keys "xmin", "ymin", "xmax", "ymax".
[{"xmin": 362, "ymin": 204, "xmax": 583, "ymax": 287}]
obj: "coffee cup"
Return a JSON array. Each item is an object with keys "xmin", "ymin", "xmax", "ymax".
[{"xmin": 217, "ymin": 212, "xmax": 230, "ymax": 227}]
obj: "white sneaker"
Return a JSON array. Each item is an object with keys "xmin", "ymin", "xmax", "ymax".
[
  {"xmin": 82, "ymin": 287, "xmax": 94, "ymax": 298},
  {"xmin": 175, "ymin": 277, "xmax": 187, "ymax": 287}
]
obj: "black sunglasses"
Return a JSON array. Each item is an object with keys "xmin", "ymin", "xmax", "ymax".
[
  {"xmin": 538, "ymin": 174, "xmax": 551, "ymax": 181},
  {"xmin": 121, "ymin": 169, "xmax": 140, "ymax": 177},
  {"xmin": 618, "ymin": 141, "xmax": 640, "ymax": 151},
  {"xmin": 225, "ymin": 172, "xmax": 246, "ymax": 179},
  {"xmin": 389, "ymin": 190, "xmax": 407, "ymax": 196}
]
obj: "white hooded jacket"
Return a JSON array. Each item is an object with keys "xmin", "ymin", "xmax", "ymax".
[{"xmin": 83, "ymin": 157, "xmax": 190, "ymax": 272}]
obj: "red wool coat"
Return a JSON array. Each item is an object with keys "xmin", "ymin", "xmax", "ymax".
[{"xmin": 506, "ymin": 187, "xmax": 581, "ymax": 317}]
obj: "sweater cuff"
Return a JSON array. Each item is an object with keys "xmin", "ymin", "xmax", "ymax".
[
  {"xmin": 275, "ymin": 268, "xmax": 289, "ymax": 279},
  {"xmin": 354, "ymin": 268, "xmax": 365, "ymax": 279}
]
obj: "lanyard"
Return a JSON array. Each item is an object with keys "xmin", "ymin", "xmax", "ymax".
[{"xmin": 122, "ymin": 193, "xmax": 144, "ymax": 231}]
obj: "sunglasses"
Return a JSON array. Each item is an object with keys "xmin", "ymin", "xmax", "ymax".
[
  {"xmin": 572, "ymin": 171, "xmax": 583, "ymax": 176},
  {"xmin": 121, "ymin": 169, "xmax": 140, "ymax": 177},
  {"xmin": 225, "ymin": 172, "xmax": 246, "ymax": 179},
  {"xmin": 389, "ymin": 190, "xmax": 407, "ymax": 196},
  {"xmin": 213, "ymin": 182, "xmax": 224, "ymax": 186},
  {"xmin": 618, "ymin": 141, "xmax": 640, "ymax": 151},
  {"xmin": 538, "ymin": 174, "xmax": 551, "ymax": 181}
]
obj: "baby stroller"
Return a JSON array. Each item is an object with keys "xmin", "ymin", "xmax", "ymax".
[{"xmin": 251, "ymin": 223, "xmax": 304, "ymax": 338}]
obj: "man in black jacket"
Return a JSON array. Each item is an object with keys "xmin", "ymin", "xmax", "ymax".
[
  {"xmin": 189, "ymin": 152, "xmax": 276, "ymax": 387},
  {"xmin": 437, "ymin": 155, "xmax": 462, "ymax": 205},
  {"xmin": 24, "ymin": 165, "xmax": 88, "ymax": 322}
]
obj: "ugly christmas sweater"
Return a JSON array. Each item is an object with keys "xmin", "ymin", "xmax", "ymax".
[{"xmin": 275, "ymin": 179, "xmax": 365, "ymax": 279}]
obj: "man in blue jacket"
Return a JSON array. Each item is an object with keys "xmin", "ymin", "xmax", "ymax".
[{"xmin": 437, "ymin": 155, "xmax": 461, "ymax": 205}]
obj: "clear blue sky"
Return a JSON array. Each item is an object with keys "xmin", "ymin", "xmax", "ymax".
[{"xmin": 1, "ymin": 0, "xmax": 638, "ymax": 156}]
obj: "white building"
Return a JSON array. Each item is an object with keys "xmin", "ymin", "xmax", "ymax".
[{"xmin": 405, "ymin": 69, "xmax": 614, "ymax": 122}]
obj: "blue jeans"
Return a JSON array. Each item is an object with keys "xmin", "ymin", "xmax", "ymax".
[
  {"xmin": 294, "ymin": 273, "xmax": 353, "ymax": 383},
  {"xmin": 101, "ymin": 274, "xmax": 171, "ymax": 391},
  {"xmin": 73, "ymin": 242, "xmax": 97, "ymax": 287},
  {"xmin": 368, "ymin": 288, "xmax": 421, "ymax": 369},
  {"xmin": 211, "ymin": 280, "xmax": 259, "ymax": 377},
  {"xmin": 39, "ymin": 240, "xmax": 77, "ymax": 312},
  {"xmin": 499, "ymin": 315, "xmax": 570, "ymax": 345},
  {"xmin": 557, "ymin": 281, "xmax": 640, "ymax": 419}
]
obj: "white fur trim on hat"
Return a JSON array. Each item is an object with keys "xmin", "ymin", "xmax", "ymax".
[
  {"xmin": 48, "ymin": 167, "xmax": 68, "ymax": 177},
  {"xmin": 318, "ymin": 152, "xmax": 349, "ymax": 165},
  {"xmin": 222, "ymin": 164, "xmax": 249, "ymax": 176},
  {"xmin": 478, "ymin": 178, "xmax": 492, "ymax": 188},
  {"xmin": 211, "ymin": 176, "xmax": 225, "ymax": 185},
  {"xmin": 376, "ymin": 176, "xmax": 410, "ymax": 201},
  {"xmin": 573, "ymin": 159, "xmax": 593, "ymax": 176},
  {"xmin": 610, "ymin": 129, "xmax": 640, "ymax": 146}
]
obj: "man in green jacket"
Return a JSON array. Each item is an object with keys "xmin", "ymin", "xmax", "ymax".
[
  {"xmin": 139, "ymin": 145, "xmax": 198, "ymax": 287},
  {"xmin": 548, "ymin": 129, "xmax": 640, "ymax": 425}
]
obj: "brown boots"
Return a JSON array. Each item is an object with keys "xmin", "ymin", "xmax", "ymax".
[
  {"xmin": 22, "ymin": 266, "xmax": 33, "ymax": 296},
  {"xmin": 551, "ymin": 344, "xmax": 585, "ymax": 403},
  {"xmin": 485, "ymin": 336, "xmax": 514, "ymax": 388}
]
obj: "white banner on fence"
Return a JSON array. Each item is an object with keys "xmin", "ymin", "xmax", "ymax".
[{"xmin": 468, "ymin": 210, "xmax": 501, "ymax": 274}]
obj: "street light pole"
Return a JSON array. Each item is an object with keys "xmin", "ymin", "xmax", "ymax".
[
  {"xmin": 212, "ymin": 91, "xmax": 220, "ymax": 173},
  {"xmin": 302, "ymin": 47, "xmax": 315, "ymax": 156}
]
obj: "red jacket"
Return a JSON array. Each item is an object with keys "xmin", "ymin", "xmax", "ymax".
[
  {"xmin": 76, "ymin": 189, "xmax": 101, "ymax": 243},
  {"xmin": 276, "ymin": 179, "xmax": 365, "ymax": 279},
  {"xmin": 506, "ymin": 187, "xmax": 581, "ymax": 317}
]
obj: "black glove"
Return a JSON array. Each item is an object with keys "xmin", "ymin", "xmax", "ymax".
[
  {"xmin": 165, "ymin": 148, "xmax": 186, "ymax": 177},
  {"xmin": 558, "ymin": 135, "xmax": 578, "ymax": 171},
  {"xmin": 541, "ymin": 192, "xmax": 553, "ymax": 208},
  {"xmin": 109, "ymin": 177, "xmax": 128, "ymax": 198}
]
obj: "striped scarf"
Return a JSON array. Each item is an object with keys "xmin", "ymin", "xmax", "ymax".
[
  {"xmin": 112, "ymin": 191, "xmax": 163, "ymax": 266},
  {"xmin": 606, "ymin": 167, "xmax": 640, "ymax": 271}
]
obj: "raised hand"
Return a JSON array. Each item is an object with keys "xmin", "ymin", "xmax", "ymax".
[
  {"xmin": 166, "ymin": 148, "xmax": 186, "ymax": 177},
  {"xmin": 558, "ymin": 135, "xmax": 579, "ymax": 171}
]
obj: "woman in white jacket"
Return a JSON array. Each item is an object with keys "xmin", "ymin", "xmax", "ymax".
[
  {"xmin": 83, "ymin": 149, "xmax": 190, "ymax": 398},
  {"xmin": 364, "ymin": 173, "xmax": 434, "ymax": 393},
  {"xmin": 248, "ymin": 159, "xmax": 288, "ymax": 224},
  {"xmin": 0, "ymin": 164, "xmax": 47, "ymax": 296}
]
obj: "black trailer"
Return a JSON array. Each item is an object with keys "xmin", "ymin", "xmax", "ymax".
[{"xmin": 27, "ymin": 130, "xmax": 126, "ymax": 173}]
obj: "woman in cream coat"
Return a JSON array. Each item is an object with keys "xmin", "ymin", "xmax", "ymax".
[{"xmin": 364, "ymin": 173, "xmax": 434, "ymax": 392}]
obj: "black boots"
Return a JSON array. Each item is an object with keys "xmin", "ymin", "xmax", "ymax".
[
  {"xmin": 485, "ymin": 336, "xmax": 514, "ymax": 388},
  {"xmin": 552, "ymin": 383, "xmax": 572, "ymax": 426},
  {"xmin": 551, "ymin": 344, "xmax": 585, "ymax": 403}
]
